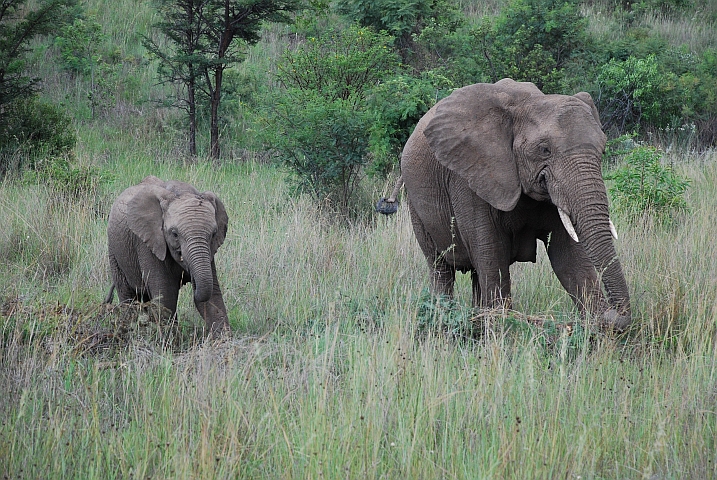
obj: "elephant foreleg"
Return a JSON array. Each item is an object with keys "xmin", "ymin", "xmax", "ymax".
[{"xmin": 472, "ymin": 267, "xmax": 511, "ymax": 310}]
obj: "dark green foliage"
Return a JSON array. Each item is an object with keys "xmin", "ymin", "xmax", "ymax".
[
  {"xmin": 596, "ymin": 55, "xmax": 671, "ymax": 133},
  {"xmin": 449, "ymin": 0, "xmax": 588, "ymax": 92},
  {"xmin": 55, "ymin": 16, "xmax": 121, "ymax": 118},
  {"xmin": 0, "ymin": 96, "xmax": 77, "ymax": 176},
  {"xmin": 0, "ymin": 0, "xmax": 77, "ymax": 176},
  {"xmin": 495, "ymin": 0, "xmax": 587, "ymax": 70},
  {"xmin": 270, "ymin": 25, "xmax": 400, "ymax": 215},
  {"xmin": 366, "ymin": 71, "xmax": 453, "ymax": 175},
  {"xmin": 606, "ymin": 146, "xmax": 690, "ymax": 222},
  {"xmin": 0, "ymin": 0, "xmax": 78, "ymax": 109},
  {"xmin": 144, "ymin": 0, "xmax": 299, "ymax": 158},
  {"xmin": 54, "ymin": 17, "xmax": 105, "ymax": 76},
  {"xmin": 334, "ymin": 0, "xmax": 463, "ymax": 66},
  {"xmin": 415, "ymin": 290, "xmax": 481, "ymax": 340},
  {"xmin": 272, "ymin": 92, "xmax": 376, "ymax": 211}
]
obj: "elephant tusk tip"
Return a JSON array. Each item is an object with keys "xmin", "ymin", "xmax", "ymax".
[
  {"xmin": 558, "ymin": 208, "xmax": 579, "ymax": 243},
  {"xmin": 609, "ymin": 219, "xmax": 618, "ymax": 240}
]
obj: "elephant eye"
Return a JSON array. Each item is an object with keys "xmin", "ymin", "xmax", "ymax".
[
  {"xmin": 170, "ymin": 228, "xmax": 179, "ymax": 238},
  {"xmin": 540, "ymin": 146, "xmax": 551, "ymax": 157}
]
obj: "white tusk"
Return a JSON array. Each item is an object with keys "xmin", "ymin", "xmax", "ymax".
[
  {"xmin": 609, "ymin": 219, "xmax": 618, "ymax": 240},
  {"xmin": 558, "ymin": 208, "xmax": 579, "ymax": 243}
]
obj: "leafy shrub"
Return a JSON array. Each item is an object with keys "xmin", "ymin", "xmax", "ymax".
[
  {"xmin": 0, "ymin": 96, "xmax": 77, "ymax": 177},
  {"xmin": 453, "ymin": 0, "xmax": 587, "ymax": 92},
  {"xmin": 269, "ymin": 25, "xmax": 399, "ymax": 215},
  {"xmin": 270, "ymin": 92, "xmax": 375, "ymax": 212},
  {"xmin": 366, "ymin": 71, "xmax": 453, "ymax": 176},
  {"xmin": 415, "ymin": 290, "xmax": 481, "ymax": 340},
  {"xmin": 55, "ymin": 17, "xmax": 106, "ymax": 76},
  {"xmin": 606, "ymin": 146, "xmax": 690, "ymax": 221},
  {"xmin": 680, "ymin": 48, "xmax": 717, "ymax": 148},
  {"xmin": 22, "ymin": 156, "xmax": 113, "ymax": 201},
  {"xmin": 595, "ymin": 55, "xmax": 680, "ymax": 135},
  {"xmin": 495, "ymin": 0, "xmax": 587, "ymax": 70},
  {"xmin": 334, "ymin": 0, "xmax": 462, "ymax": 63},
  {"xmin": 55, "ymin": 16, "xmax": 120, "ymax": 118}
]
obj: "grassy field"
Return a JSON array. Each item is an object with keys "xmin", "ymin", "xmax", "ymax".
[
  {"xmin": 1, "ymin": 127, "xmax": 716, "ymax": 477},
  {"xmin": 1, "ymin": 0, "xmax": 716, "ymax": 477}
]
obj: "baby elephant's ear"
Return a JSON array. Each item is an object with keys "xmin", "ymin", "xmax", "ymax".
[
  {"xmin": 127, "ymin": 185, "xmax": 175, "ymax": 261},
  {"xmin": 202, "ymin": 191, "xmax": 228, "ymax": 253}
]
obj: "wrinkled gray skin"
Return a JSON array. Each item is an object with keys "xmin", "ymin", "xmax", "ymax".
[
  {"xmin": 106, "ymin": 175, "xmax": 230, "ymax": 334},
  {"xmin": 395, "ymin": 79, "xmax": 631, "ymax": 330}
]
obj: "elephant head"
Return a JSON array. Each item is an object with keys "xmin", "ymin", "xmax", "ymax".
[
  {"xmin": 420, "ymin": 79, "xmax": 631, "ymax": 328},
  {"xmin": 126, "ymin": 180, "xmax": 228, "ymax": 305}
]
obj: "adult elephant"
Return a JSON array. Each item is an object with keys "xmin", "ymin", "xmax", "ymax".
[
  {"xmin": 105, "ymin": 175, "xmax": 230, "ymax": 334},
  {"xmin": 385, "ymin": 78, "xmax": 631, "ymax": 330}
]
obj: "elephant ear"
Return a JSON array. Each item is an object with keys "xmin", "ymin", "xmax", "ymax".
[
  {"xmin": 423, "ymin": 81, "xmax": 537, "ymax": 211},
  {"xmin": 126, "ymin": 185, "xmax": 175, "ymax": 261},
  {"xmin": 573, "ymin": 91, "xmax": 602, "ymax": 126},
  {"xmin": 201, "ymin": 191, "xmax": 228, "ymax": 253}
]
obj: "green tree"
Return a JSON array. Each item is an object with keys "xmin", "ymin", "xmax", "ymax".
[
  {"xmin": 55, "ymin": 16, "xmax": 118, "ymax": 118},
  {"xmin": 145, "ymin": 0, "xmax": 299, "ymax": 158},
  {"xmin": 455, "ymin": 0, "xmax": 587, "ymax": 91},
  {"xmin": 596, "ymin": 55, "xmax": 679, "ymax": 135},
  {"xmin": 270, "ymin": 25, "xmax": 400, "ymax": 215},
  {"xmin": 0, "ymin": 0, "xmax": 78, "ymax": 176},
  {"xmin": 0, "ymin": 0, "xmax": 77, "ymax": 109},
  {"xmin": 366, "ymin": 70, "xmax": 452, "ymax": 175},
  {"xmin": 334, "ymin": 0, "xmax": 462, "ymax": 66}
]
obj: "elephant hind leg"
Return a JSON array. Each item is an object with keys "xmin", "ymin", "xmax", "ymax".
[{"xmin": 470, "ymin": 270, "xmax": 481, "ymax": 307}]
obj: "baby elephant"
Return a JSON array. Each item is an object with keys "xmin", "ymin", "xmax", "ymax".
[{"xmin": 106, "ymin": 175, "xmax": 230, "ymax": 334}]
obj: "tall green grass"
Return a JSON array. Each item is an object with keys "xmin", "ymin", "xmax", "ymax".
[{"xmin": 1, "ymin": 142, "xmax": 716, "ymax": 477}]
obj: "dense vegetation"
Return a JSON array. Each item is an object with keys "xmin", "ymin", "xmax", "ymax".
[{"xmin": 0, "ymin": 0, "xmax": 715, "ymax": 477}]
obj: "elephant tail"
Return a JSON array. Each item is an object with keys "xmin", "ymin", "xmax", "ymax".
[
  {"xmin": 375, "ymin": 175, "xmax": 403, "ymax": 215},
  {"xmin": 103, "ymin": 284, "xmax": 115, "ymax": 304}
]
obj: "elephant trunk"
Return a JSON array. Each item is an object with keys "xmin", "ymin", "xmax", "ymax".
[
  {"xmin": 183, "ymin": 241, "xmax": 214, "ymax": 304},
  {"xmin": 555, "ymin": 162, "xmax": 632, "ymax": 329}
]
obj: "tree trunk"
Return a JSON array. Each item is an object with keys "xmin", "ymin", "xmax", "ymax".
[
  {"xmin": 209, "ymin": 64, "xmax": 223, "ymax": 160},
  {"xmin": 188, "ymin": 73, "xmax": 197, "ymax": 157}
]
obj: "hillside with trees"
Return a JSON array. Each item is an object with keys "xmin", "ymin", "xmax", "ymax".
[{"xmin": 2, "ymin": 0, "xmax": 716, "ymax": 210}]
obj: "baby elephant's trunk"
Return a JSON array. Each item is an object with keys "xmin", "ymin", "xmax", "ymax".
[{"xmin": 186, "ymin": 246, "xmax": 214, "ymax": 304}]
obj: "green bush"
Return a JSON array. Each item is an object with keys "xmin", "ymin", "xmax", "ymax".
[
  {"xmin": 22, "ymin": 156, "xmax": 113, "ymax": 201},
  {"xmin": 596, "ymin": 55, "xmax": 680, "ymax": 135},
  {"xmin": 54, "ymin": 17, "xmax": 105, "ymax": 76},
  {"xmin": 269, "ymin": 25, "xmax": 399, "ymax": 216},
  {"xmin": 415, "ymin": 290, "xmax": 481, "ymax": 340},
  {"xmin": 334, "ymin": 0, "xmax": 462, "ymax": 63},
  {"xmin": 270, "ymin": 92, "xmax": 375, "ymax": 212},
  {"xmin": 452, "ymin": 0, "xmax": 587, "ymax": 92},
  {"xmin": 366, "ymin": 71, "xmax": 453, "ymax": 176},
  {"xmin": 606, "ymin": 146, "xmax": 690, "ymax": 221},
  {"xmin": 495, "ymin": 0, "xmax": 587, "ymax": 70},
  {"xmin": 0, "ymin": 96, "xmax": 77, "ymax": 177}
]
